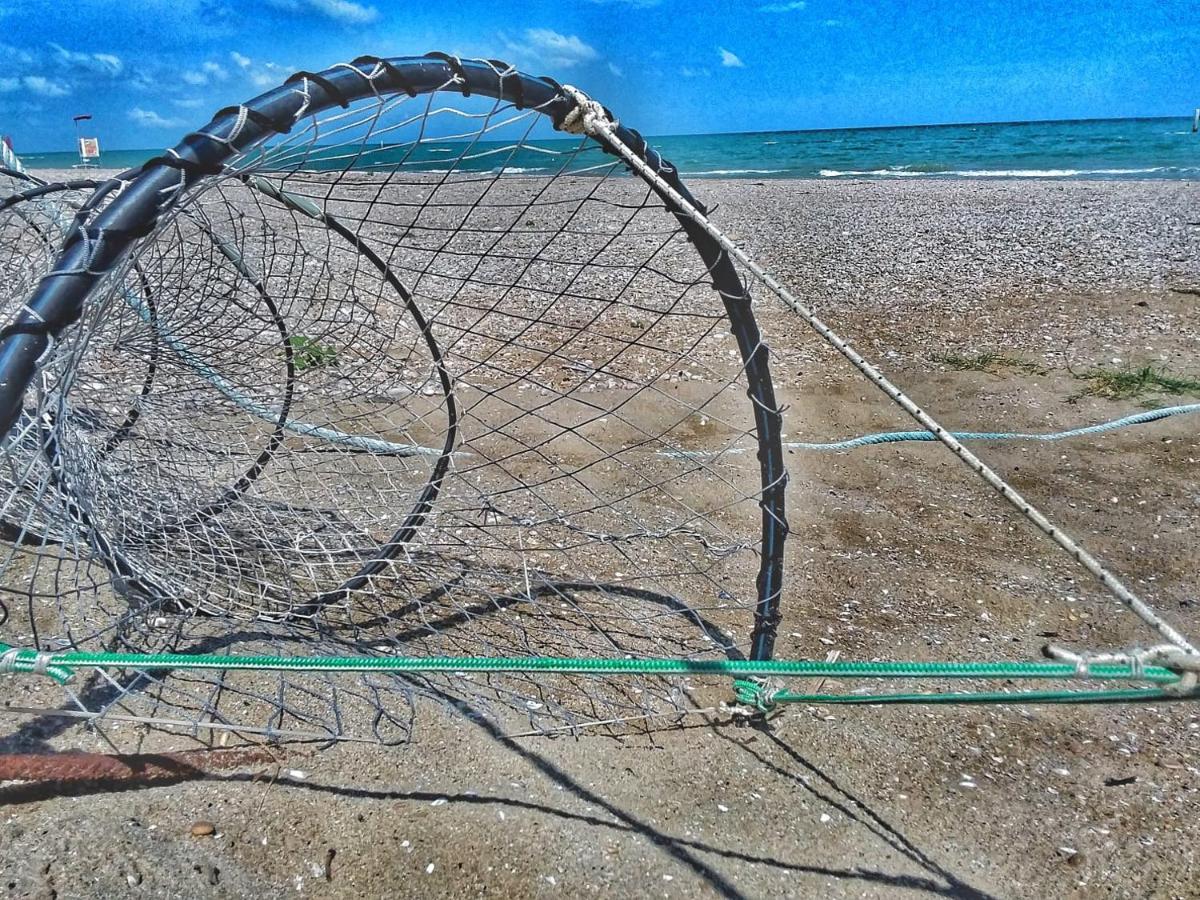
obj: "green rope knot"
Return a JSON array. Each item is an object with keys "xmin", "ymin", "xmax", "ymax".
[
  {"xmin": 0, "ymin": 644, "xmax": 75, "ymax": 684},
  {"xmin": 732, "ymin": 678, "xmax": 780, "ymax": 712}
]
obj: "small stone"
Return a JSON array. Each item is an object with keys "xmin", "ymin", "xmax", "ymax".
[{"xmin": 190, "ymin": 821, "xmax": 216, "ymax": 837}]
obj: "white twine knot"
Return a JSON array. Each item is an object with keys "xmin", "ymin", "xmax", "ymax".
[{"xmin": 0, "ymin": 647, "xmax": 55, "ymax": 676}]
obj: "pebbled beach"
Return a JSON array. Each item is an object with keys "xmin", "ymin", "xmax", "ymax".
[{"xmin": 2, "ymin": 175, "xmax": 1199, "ymax": 898}]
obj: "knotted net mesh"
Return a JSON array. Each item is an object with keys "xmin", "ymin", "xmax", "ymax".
[{"xmin": 0, "ymin": 58, "xmax": 785, "ymax": 746}]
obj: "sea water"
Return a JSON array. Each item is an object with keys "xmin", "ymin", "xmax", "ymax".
[
  {"xmin": 18, "ymin": 117, "xmax": 1198, "ymax": 180},
  {"xmin": 655, "ymin": 117, "xmax": 1199, "ymax": 180}
]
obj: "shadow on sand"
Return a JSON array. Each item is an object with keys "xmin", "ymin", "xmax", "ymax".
[
  {"xmin": 0, "ymin": 574, "xmax": 993, "ymax": 897},
  {"xmin": 1, "ymin": 705, "xmax": 997, "ymax": 899}
]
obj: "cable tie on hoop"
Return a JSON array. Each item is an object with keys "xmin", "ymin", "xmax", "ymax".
[
  {"xmin": 484, "ymin": 57, "xmax": 515, "ymax": 74},
  {"xmin": 213, "ymin": 105, "xmax": 295, "ymax": 137},
  {"xmin": 486, "ymin": 60, "xmax": 525, "ymax": 109},
  {"xmin": 285, "ymin": 70, "xmax": 350, "ymax": 108},
  {"xmin": 350, "ymin": 56, "xmax": 417, "ymax": 97},
  {"xmin": 424, "ymin": 52, "xmax": 470, "ymax": 96},
  {"xmin": 138, "ymin": 154, "xmax": 225, "ymax": 179},
  {"xmin": 623, "ymin": 127, "xmax": 647, "ymax": 160}
]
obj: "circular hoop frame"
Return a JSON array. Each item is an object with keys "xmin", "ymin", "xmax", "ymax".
[{"xmin": 0, "ymin": 54, "xmax": 788, "ymax": 659}]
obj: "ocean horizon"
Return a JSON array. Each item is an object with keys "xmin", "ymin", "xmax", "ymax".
[{"xmin": 14, "ymin": 115, "xmax": 1198, "ymax": 180}]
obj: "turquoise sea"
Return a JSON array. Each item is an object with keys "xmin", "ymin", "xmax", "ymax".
[{"xmin": 16, "ymin": 116, "xmax": 1199, "ymax": 180}]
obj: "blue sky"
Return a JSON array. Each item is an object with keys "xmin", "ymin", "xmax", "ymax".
[{"xmin": 0, "ymin": 0, "xmax": 1196, "ymax": 151}]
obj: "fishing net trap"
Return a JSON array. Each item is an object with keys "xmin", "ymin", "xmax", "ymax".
[{"xmin": 0, "ymin": 53, "xmax": 1196, "ymax": 754}]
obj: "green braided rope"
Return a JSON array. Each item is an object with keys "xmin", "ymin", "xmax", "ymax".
[
  {"xmin": 731, "ymin": 680, "xmax": 1199, "ymax": 710},
  {"xmin": 0, "ymin": 643, "xmax": 1189, "ymax": 710}
]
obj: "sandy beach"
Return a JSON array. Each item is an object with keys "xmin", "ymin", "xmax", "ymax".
[{"xmin": 2, "ymin": 174, "xmax": 1199, "ymax": 898}]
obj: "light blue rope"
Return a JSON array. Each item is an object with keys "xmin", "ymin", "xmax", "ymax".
[{"xmin": 786, "ymin": 403, "xmax": 1200, "ymax": 452}]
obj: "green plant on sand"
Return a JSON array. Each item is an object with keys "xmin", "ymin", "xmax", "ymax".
[
  {"xmin": 932, "ymin": 351, "xmax": 1046, "ymax": 376},
  {"xmin": 1075, "ymin": 364, "xmax": 1200, "ymax": 401},
  {"xmin": 287, "ymin": 335, "xmax": 339, "ymax": 371}
]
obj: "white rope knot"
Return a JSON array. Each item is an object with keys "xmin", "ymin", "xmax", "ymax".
[
  {"xmin": 559, "ymin": 85, "xmax": 615, "ymax": 137},
  {"xmin": 757, "ymin": 680, "xmax": 782, "ymax": 709},
  {"xmin": 1138, "ymin": 645, "xmax": 1200, "ymax": 695},
  {"xmin": 1047, "ymin": 643, "xmax": 1200, "ymax": 695},
  {"xmin": 0, "ymin": 647, "xmax": 19, "ymax": 674},
  {"xmin": 0, "ymin": 647, "xmax": 54, "ymax": 676},
  {"xmin": 730, "ymin": 677, "xmax": 785, "ymax": 717},
  {"xmin": 1168, "ymin": 670, "xmax": 1200, "ymax": 695}
]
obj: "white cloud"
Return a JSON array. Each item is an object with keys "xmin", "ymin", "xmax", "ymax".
[
  {"xmin": 49, "ymin": 43, "xmax": 123, "ymax": 77},
  {"xmin": 266, "ymin": 0, "xmax": 378, "ymax": 24},
  {"xmin": 182, "ymin": 60, "xmax": 229, "ymax": 86},
  {"xmin": 308, "ymin": 0, "xmax": 377, "ymax": 22},
  {"xmin": 822, "ymin": 18, "xmax": 843, "ymax": 26},
  {"xmin": 0, "ymin": 43, "xmax": 33, "ymax": 66},
  {"xmin": 759, "ymin": 1, "xmax": 806, "ymax": 10},
  {"xmin": 129, "ymin": 107, "xmax": 186, "ymax": 128},
  {"xmin": 608, "ymin": 61, "xmax": 624, "ymax": 78},
  {"xmin": 0, "ymin": 43, "xmax": 121, "ymax": 100},
  {"xmin": 172, "ymin": 97, "xmax": 208, "ymax": 109},
  {"xmin": 586, "ymin": 0, "xmax": 660, "ymax": 6},
  {"xmin": 222, "ymin": 51, "xmax": 288, "ymax": 88},
  {"xmin": 228, "ymin": 50, "xmax": 287, "ymax": 87},
  {"xmin": 126, "ymin": 71, "xmax": 160, "ymax": 92},
  {"xmin": 93, "ymin": 53, "xmax": 122, "ymax": 72},
  {"xmin": 503, "ymin": 28, "xmax": 599, "ymax": 69},
  {"xmin": 718, "ymin": 47, "xmax": 745, "ymax": 68},
  {"xmin": 679, "ymin": 66, "xmax": 711, "ymax": 79},
  {"xmin": 249, "ymin": 61, "xmax": 291, "ymax": 88},
  {"xmin": 23, "ymin": 75, "xmax": 69, "ymax": 97}
]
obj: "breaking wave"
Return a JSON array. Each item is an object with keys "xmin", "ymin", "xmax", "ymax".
[{"xmin": 818, "ymin": 166, "xmax": 1193, "ymax": 179}]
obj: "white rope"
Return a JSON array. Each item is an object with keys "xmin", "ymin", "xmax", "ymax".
[
  {"xmin": 557, "ymin": 84, "xmax": 1199, "ymax": 662},
  {"xmin": 1046, "ymin": 644, "xmax": 1200, "ymax": 694}
]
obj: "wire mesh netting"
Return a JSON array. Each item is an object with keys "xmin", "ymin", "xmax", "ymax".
[{"xmin": 0, "ymin": 57, "xmax": 788, "ymax": 746}]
